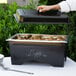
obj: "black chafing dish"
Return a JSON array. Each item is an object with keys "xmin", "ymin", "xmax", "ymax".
[
  {"xmin": 7, "ymin": 34, "xmax": 68, "ymax": 67},
  {"xmin": 14, "ymin": 9, "xmax": 69, "ymax": 24},
  {"xmin": 9, "ymin": 8, "xmax": 70, "ymax": 67}
]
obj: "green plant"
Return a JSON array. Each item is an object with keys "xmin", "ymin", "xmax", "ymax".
[
  {"xmin": 39, "ymin": 0, "xmax": 47, "ymax": 5},
  {"xmin": 0, "ymin": 1, "xmax": 76, "ymax": 62},
  {"xmin": 47, "ymin": 0, "xmax": 62, "ymax": 5}
]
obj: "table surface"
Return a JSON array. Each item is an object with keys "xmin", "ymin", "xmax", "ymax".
[{"xmin": 0, "ymin": 57, "xmax": 76, "ymax": 76}]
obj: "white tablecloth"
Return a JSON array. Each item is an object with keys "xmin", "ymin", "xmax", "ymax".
[{"xmin": 0, "ymin": 57, "xmax": 76, "ymax": 76}]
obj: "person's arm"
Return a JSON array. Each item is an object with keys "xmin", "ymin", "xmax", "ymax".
[
  {"xmin": 37, "ymin": 5, "xmax": 61, "ymax": 12},
  {"xmin": 37, "ymin": 0, "xmax": 76, "ymax": 13},
  {"xmin": 58, "ymin": 0, "xmax": 76, "ymax": 12}
]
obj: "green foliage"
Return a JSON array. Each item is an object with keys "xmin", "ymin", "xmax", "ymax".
[
  {"xmin": 23, "ymin": 0, "xmax": 38, "ymax": 9},
  {"xmin": 39, "ymin": 0, "xmax": 47, "ymax": 5},
  {"xmin": 67, "ymin": 12, "xmax": 76, "ymax": 61},
  {"xmin": 0, "ymin": 1, "xmax": 76, "ymax": 61},
  {"xmin": 39, "ymin": 0, "xmax": 62, "ymax": 5},
  {"xmin": 47, "ymin": 0, "xmax": 62, "ymax": 5}
]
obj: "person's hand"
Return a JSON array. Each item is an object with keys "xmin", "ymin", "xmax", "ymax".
[
  {"xmin": 37, "ymin": 5, "xmax": 61, "ymax": 12},
  {"xmin": 37, "ymin": 5, "xmax": 52, "ymax": 12}
]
